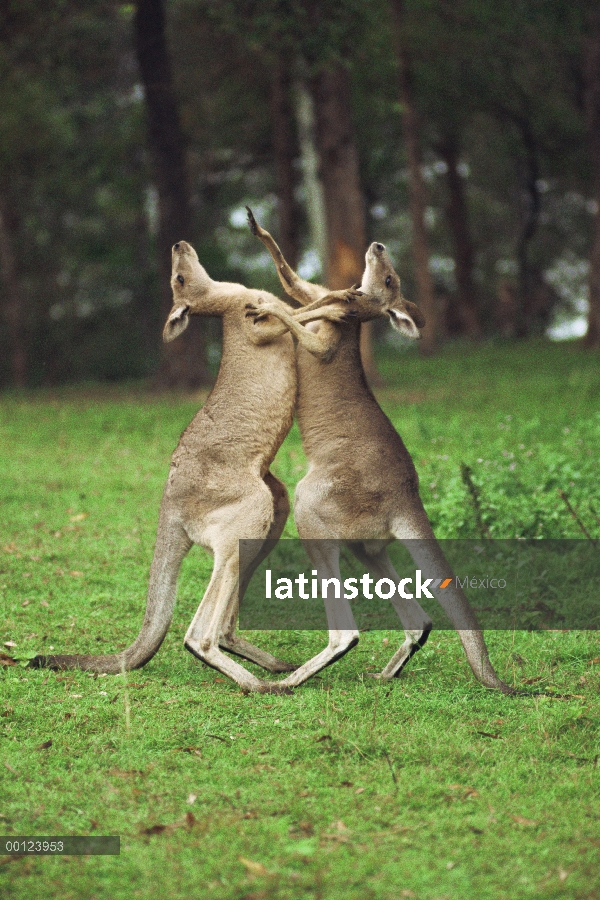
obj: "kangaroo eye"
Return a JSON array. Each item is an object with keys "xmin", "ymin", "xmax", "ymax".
[
  {"xmin": 385, "ymin": 275, "xmax": 392, "ymax": 288},
  {"xmin": 177, "ymin": 275, "xmax": 184, "ymax": 285}
]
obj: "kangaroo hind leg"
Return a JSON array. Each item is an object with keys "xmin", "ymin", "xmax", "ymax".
[
  {"xmin": 277, "ymin": 539, "xmax": 359, "ymax": 689},
  {"xmin": 184, "ymin": 488, "xmax": 293, "ymax": 693},
  {"xmin": 219, "ymin": 472, "xmax": 297, "ymax": 673},
  {"xmin": 345, "ymin": 541, "xmax": 432, "ymax": 679}
]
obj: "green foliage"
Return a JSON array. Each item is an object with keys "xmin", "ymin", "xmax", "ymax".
[
  {"xmin": 0, "ymin": 0, "xmax": 598, "ymax": 386},
  {"xmin": 1, "ymin": 341, "xmax": 599, "ymax": 897}
]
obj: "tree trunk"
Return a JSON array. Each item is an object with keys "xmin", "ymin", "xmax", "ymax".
[
  {"xmin": 438, "ymin": 136, "xmax": 481, "ymax": 337},
  {"xmin": 134, "ymin": 0, "xmax": 208, "ymax": 386},
  {"xmin": 293, "ymin": 75, "xmax": 328, "ymax": 272},
  {"xmin": 310, "ymin": 64, "xmax": 378, "ymax": 382},
  {"xmin": 0, "ymin": 193, "xmax": 27, "ymax": 387},
  {"xmin": 583, "ymin": 11, "xmax": 600, "ymax": 349},
  {"xmin": 271, "ymin": 59, "xmax": 300, "ymax": 271},
  {"xmin": 514, "ymin": 119, "xmax": 541, "ymax": 338},
  {"xmin": 390, "ymin": 0, "xmax": 437, "ymax": 354}
]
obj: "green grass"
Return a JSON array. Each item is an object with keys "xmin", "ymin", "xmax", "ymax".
[{"xmin": 1, "ymin": 340, "xmax": 599, "ymax": 899}]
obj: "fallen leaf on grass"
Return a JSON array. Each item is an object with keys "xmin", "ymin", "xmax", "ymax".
[
  {"xmin": 567, "ymin": 751, "xmax": 598, "ymax": 766},
  {"xmin": 36, "ymin": 739, "xmax": 53, "ymax": 751},
  {"xmin": 315, "ymin": 734, "xmax": 331, "ymax": 743},
  {"xmin": 474, "ymin": 731, "xmax": 502, "ymax": 739},
  {"xmin": 0, "ymin": 654, "xmax": 16, "ymax": 667},
  {"xmin": 448, "ymin": 784, "xmax": 478, "ymax": 798},
  {"xmin": 109, "ymin": 768, "xmax": 145, "ymax": 778},
  {"xmin": 69, "ymin": 571, "xmax": 84, "ymax": 578},
  {"xmin": 3, "ymin": 641, "xmax": 16, "ymax": 649},
  {"xmin": 142, "ymin": 813, "xmax": 196, "ymax": 836},
  {"xmin": 355, "ymin": 787, "xmax": 365, "ymax": 795},
  {"xmin": 523, "ymin": 676, "xmax": 544, "ymax": 684},
  {"xmin": 70, "ymin": 513, "xmax": 88, "ymax": 522},
  {"xmin": 187, "ymin": 794, "xmax": 197, "ymax": 805},
  {"xmin": 512, "ymin": 815, "xmax": 537, "ymax": 826},
  {"xmin": 239, "ymin": 856, "xmax": 271, "ymax": 877},
  {"xmin": 322, "ymin": 832, "xmax": 351, "ymax": 844},
  {"xmin": 322, "ymin": 820, "xmax": 351, "ymax": 843},
  {"xmin": 143, "ymin": 824, "xmax": 167, "ymax": 836}
]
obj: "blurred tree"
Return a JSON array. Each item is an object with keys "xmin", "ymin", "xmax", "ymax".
[
  {"xmin": 389, "ymin": 0, "xmax": 438, "ymax": 353},
  {"xmin": 435, "ymin": 134, "xmax": 481, "ymax": 336},
  {"xmin": 2, "ymin": 0, "xmax": 600, "ymax": 392},
  {"xmin": 271, "ymin": 57, "xmax": 301, "ymax": 269},
  {"xmin": 0, "ymin": 194, "xmax": 26, "ymax": 386},
  {"xmin": 0, "ymin": 1, "xmax": 162, "ymax": 387},
  {"xmin": 583, "ymin": 5, "xmax": 600, "ymax": 348},
  {"xmin": 311, "ymin": 63, "xmax": 379, "ymax": 379},
  {"xmin": 196, "ymin": 0, "xmax": 379, "ymax": 377},
  {"xmin": 134, "ymin": 0, "xmax": 209, "ymax": 385}
]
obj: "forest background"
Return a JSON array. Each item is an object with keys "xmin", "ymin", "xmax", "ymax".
[{"xmin": 1, "ymin": 0, "xmax": 600, "ymax": 388}]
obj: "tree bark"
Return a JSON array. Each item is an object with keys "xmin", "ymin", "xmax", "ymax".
[
  {"xmin": 438, "ymin": 136, "xmax": 481, "ymax": 337},
  {"xmin": 293, "ymin": 75, "xmax": 328, "ymax": 272},
  {"xmin": 271, "ymin": 59, "xmax": 300, "ymax": 271},
  {"xmin": 0, "ymin": 193, "xmax": 27, "ymax": 387},
  {"xmin": 390, "ymin": 0, "xmax": 438, "ymax": 354},
  {"xmin": 310, "ymin": 64, "xmax": 378, "ymax": 382},
  {"xmin": 134, "ymin": 0, "xmax": 208, "ymax": 386},
  {"xmin": 514, "ymin": 119, "xmax": 541, "ymax": 338},
  {"xmin": 583, "ymin": 10, "xmax": 600, "ymax": 349}
]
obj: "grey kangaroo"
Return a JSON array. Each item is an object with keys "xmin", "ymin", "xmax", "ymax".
[{"xmin": 245, "ymin": 209, "xmax": 514, "ymax": 693}]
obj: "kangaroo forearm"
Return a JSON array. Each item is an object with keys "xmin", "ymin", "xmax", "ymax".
[
  {"xmin": 264, "ymin": 306, "xmax": 331, "ymax": 356},
  {"xmin": 263, "ymin": 243, "xmax": 322, "ymax": 307},
  {"xmin": 246, "ymin": 318, "xmax": 289, "ymax": 344},
  {"xmin": 293, "ymin": 290, "xmax": 357, "ymax": 318},
  {"xmin": 246, "ymin": 206, "xmax": 326, "ymax": 306}
]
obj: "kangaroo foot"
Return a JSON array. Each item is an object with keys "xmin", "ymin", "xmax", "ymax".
[
  {"xmin": 219, "ymin": 637, "xmax": 298, "ymax": 673},
  {"xmin": 378, "ymin": 624, "xmax": 432, "ymax": 680}
]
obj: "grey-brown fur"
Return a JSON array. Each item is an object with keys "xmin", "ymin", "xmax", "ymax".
[
  {"xmin": 30, "ymin": 241, "xmax": 354, "ymax": 692},
  {"xmin": 246, "ymin": 213, "xmax": 514, "ymax": 693}
]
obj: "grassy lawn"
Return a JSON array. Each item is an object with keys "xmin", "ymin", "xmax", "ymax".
[{"xmin": 1, "ymin": 340, "xmax": 599, "ymax": 899}]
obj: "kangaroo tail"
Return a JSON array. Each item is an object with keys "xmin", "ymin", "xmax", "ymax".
[
  {"xmin": 398, "ymin": 527, "xmax": 517, "ymax": 694},
  {"xmin": 29, "ymin": 512, "xmax": 192, "ymax": 674}
]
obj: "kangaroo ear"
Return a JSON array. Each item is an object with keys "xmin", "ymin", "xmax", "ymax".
[
  {"xmin": 405, "ymin": 300, "xmax": 426, "ymax": 329},
  {"xmin": 163, "ymin": 305, "xmax": 190, "ymax": 342}
]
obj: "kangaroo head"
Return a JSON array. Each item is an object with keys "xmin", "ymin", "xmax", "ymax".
[
  {"xmin": 163, "ymin": 241, "xmax": 212, "ymax": 342},
  {"xmin": 360, "ymin": 242, "xmax": 425, "ymax": 340}
]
